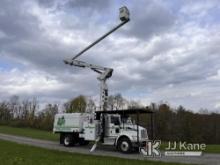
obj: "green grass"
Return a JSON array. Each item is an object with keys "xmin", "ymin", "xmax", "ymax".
[
  {"xmin": 0, "ymin": 125, "xmax": 59, "ymax": 141},
  {"xmin": 205, "ymin": 145, "xmax": 220, "ymax": 153},
  {"xmin": 0, "ymin": 139, "xmax": 188, "ymax": 165}
]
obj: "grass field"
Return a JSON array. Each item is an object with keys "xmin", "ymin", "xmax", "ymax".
[
  {"xmin": 0, "ymin": 125, "xmax": 59, "ymax": 141},
  {"xmin": 0, "ymin": 125, "xmax": 219, "ymax": 154},
  {"xmin": 0, "ymin": 139, "xmax": 188, "ymax": 165}
]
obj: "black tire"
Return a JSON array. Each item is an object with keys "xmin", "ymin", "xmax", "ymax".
[
  {"xmin": 63, "ymin": 134, "xmax": 74, "ymax": 147},
  {"xmin": 117, "ymin": 137, "xmax": 132, "ymax": 153},
  {"xmin": 60, "ymin": 133, "xmax": 64, "ymax": 144}
]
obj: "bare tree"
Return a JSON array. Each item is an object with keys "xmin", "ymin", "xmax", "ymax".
[
  {"xmin": 0, "ymin": 101, "xmax": 11, "ymax": 121},
  {"xmin": 9, "ymin": 95, "xmax": 20, "ymax": 118},
  {"xmin": 128, "ymin": 100, "xmax": 143, "ymax": 109},
  {"xmin": 65, "ymin": 95, "xmax": 87, "ymax": 113},
  {"xmin": 108, "ymin": 93, "xmax": 126, "ymax": 110},
  {"xmin": 86, "ymin": 97, "xmax": 96, "ymax": 113}
]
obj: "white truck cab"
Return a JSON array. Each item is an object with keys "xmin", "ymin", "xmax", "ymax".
[{"xmin": 53, "ymin": 109, "xmax": 151, "ymax": 153}]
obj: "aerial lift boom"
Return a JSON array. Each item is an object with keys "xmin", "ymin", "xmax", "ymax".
[
  {"xmin": 64, "ymin": 6, "xmax": 130, "ymax": 111},
  {"xmin": 64, "ymin": 59, "xmax": 113, "ymax": 111}
]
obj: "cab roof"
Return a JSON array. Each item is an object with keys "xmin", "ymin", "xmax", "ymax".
[{"xmin": 95, "ymin": 108, "xmax": 154, "ymax": 115}]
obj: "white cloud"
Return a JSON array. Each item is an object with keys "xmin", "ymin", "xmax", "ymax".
[
  {"xmin": 0, "ymin": 68, "xmax": 65, "ymax": 97},
  {"xmin": 208, "ymin": 70, "xmax": 220, "ymax": 80},
  {"xmin": 0, "ymin": 0, "xmax": 220, "ymax": 111},
  {"xmin": 180, "ymin": 0, "xmax": 220, "ymax": 19}
]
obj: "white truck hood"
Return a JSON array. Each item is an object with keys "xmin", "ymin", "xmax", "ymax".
[{"xmin": 121, "ymin": 124, "xmax": 148, "ymax": 140}]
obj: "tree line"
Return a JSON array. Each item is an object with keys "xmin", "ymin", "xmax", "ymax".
[
  {"xmin": 150, "ymin": 103, "xmax": 220, "ymax": 144},
  {"xmin": 0, "ymin": 95, "xmax": 219, "ymax": 144}
]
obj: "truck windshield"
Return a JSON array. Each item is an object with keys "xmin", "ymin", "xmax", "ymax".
[
  {"xmin": 126, "ymin": 117, "xmax": 133, "ymax": 125},
  {"xmin": 111, "ymin": 116, "xmax": 120, "ymax": 125},
  {"xmin": 121, "ymin": 117, "xmax": 133, "ymax": 125}
]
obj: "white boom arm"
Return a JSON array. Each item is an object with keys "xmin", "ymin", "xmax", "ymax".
[
  {"xmin": 63, "ymin": 6, "xmax": 129, "ymax": 112},
  {"xmin": 64, "ymin": 59, "xmax": 113, "ymax": 111}
]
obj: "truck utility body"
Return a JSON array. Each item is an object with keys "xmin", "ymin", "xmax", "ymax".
[{"xmin": 53, "ymin": 109, "xmax": 153, "ymax": 153}]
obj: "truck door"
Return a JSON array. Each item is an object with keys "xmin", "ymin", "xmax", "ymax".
[{"xmin": 108, "ymin": 115, "xmax": 121, "ymax": 137}]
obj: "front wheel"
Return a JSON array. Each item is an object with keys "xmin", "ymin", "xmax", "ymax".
[{"xmin": 117, "ymin": 137, "xmax": 132, "ymax": 153}]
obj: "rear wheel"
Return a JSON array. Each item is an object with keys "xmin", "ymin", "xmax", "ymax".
[
  {"xmin": 60, "ymin": 133, "xmax": 64, "ymax": 144},
  {"xmin": 63, "ymin": 134, "xmax": 74, "ymax": 147},
  {"xmin": 117, "ymin": 137, "xmax": 132, "ymax": 153}
]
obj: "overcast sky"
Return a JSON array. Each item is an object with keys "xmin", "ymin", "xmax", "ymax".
[{"xmin": 0, "ymin": 0, "xmax": 220, "ymax": 111}]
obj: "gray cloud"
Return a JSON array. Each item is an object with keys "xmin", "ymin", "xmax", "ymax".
[
  {"xmin": 0, "ymin": 1, "xmax": 40, "ymax": 41},
  {"xmin": 0, "ymin": 0, "xmax": 220, "ymax": 111},
  {"xmin": 37, "ymin": 0, "xmax": 110, "ymax": 9},
  {"xmin": 37, "ymin": 0, "xmax": 56, "ymax": 8},
  {"xmin": 64, "ymin": 0, "xmax": 110, "ymax": 10},
  {"xmin": 122, "ymin": 1, "xmax": 176, "ymax": 40}
]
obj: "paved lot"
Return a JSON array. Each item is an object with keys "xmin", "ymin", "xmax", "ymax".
[{"xmin": 0, "ymin": 133, "xmax": 220, "ymax": 165}]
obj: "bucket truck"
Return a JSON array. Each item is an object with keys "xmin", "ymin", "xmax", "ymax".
[{"xmin": 53, "ymin": 6, "xmax": 153, "ymax": 153}]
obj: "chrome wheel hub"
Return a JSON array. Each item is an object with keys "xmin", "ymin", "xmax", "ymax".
[
  {"xmin": 121, "ymin": 141, "xmax": 129, "ymax": 152},
  {"xmin": 64, "ymin": 137, "xmax": 70, "ymax": 145}
]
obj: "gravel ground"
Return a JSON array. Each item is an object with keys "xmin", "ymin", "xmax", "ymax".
[{"xmin": 0, "ymin": 133, "xmax": 220, "ymax": 165}]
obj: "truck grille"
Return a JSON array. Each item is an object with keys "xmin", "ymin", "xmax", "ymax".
[{"xmin": 141, "ymin": 130, "xmax": 147, "ymax": 138}]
